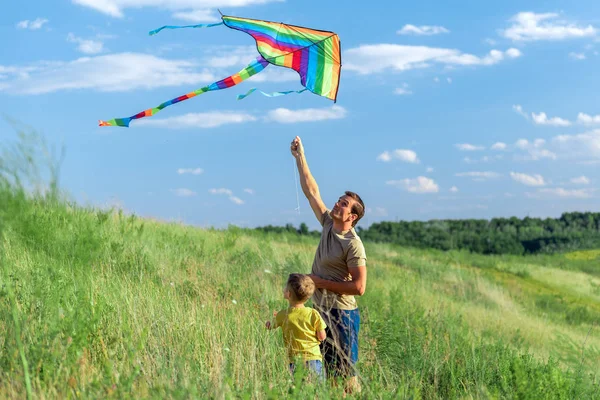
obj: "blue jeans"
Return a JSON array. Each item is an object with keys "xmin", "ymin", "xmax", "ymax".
[
  {"xmin": 289, "ymin": 360, "xmax": 325, "ymax": 381},
  {"xmin": 320, "ymin": 308, "xmax": 360, "ymax": 378}
]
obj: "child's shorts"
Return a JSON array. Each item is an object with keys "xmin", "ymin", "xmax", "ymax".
[{"xmin": 289, "ymin": 359, "xmax": 325, "ymax": 380}]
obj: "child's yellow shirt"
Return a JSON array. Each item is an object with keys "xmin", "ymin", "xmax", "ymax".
[{"xmin": 274, "ymin": 306, "xmax": 327, "ymax": 361}]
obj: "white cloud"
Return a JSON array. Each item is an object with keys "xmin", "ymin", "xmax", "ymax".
[
  {"xmin": 513, "ymin": 104, "xmax": 529, "ymax": 119},
  {"xmin": 569, "ymin": 52, "xmax": 586, "ymax": 60},
  {"xmin": 510, "ymin": 172, "xmax": 546, "ymax": 186},
  {"xmin": 531, "ymin": 112, "xmax": 571, "ymax": 127},
  {"xmin": 229, "ymin": 196, "xmax": 244, "ymax": 205},
  {"xmin": 433, "ymin": 77, "xmax": 440, "ymax": 82},
  {"xmin": 528, "ymin": 188, "xmax": 594, "ymax": 199},
  {"xmin": 455, "ymin": 143, "xmax": 485, "ymax": 151},
  {"xmin": 514, "ymin": 105, "xmax": 571, "ymax": 126},
  {"xmin": 203, "ymin": 46, "xmax": 259, "ymax": 68},
  {"xmin": 426, "ymin": 167, "xmax": 434, "ymax": 172},
  {"xmin": 137, "ymin": 111, "xmax": 256, "ymax": 129},
  {"xmin": 16, "ymin": 18, "xmax": 48, "ymax": 30},
  {"xmin": 515, "ymin": 138, "xmax": 543, "ymax": 149},
  {"xmin": 394, "ymin": 87, "xmax": 413, "ymax": 95},
  {"xmin": 377, "ymin": 149, "xmax": 420, "ymax": 163},
  {"xmin": 455, "ymin": 171, "xmax": 502, "ymax": 181},
  {"xmin": 344, "ymin": 45, "xmax": 521, "ymax": 74},
  {"xmin": 491, "ymin": 142, "xmax": 507, "ymax": 150},
  {"xmin": 376, "ymin": 151, "xmax": 392, "ymax": 162},
  {"xmin": 0, "ymin": 53, "xmax": 215, "ymax": 95},
  {"xmin": 172, "ymin": 9, "xmax": 220, "ymax": 22},
  {"xmin": 171, "ymin": 188, "xmax": 196, "ymax": 197},
  {"xmin": 553, "ymin": 129, "xmax": 600, "ymax": 158},
  {"xmin": 528, "ymin": 149, "xmax": 557, "ymax": 160},
  {"xmin": 71, "ymin": 0, "xmax": 279, "ymax": 18},
  {"xmin": 506, "ymin": 48, "xmax": 522, "ymax": 58},
  {"xmin": 243, "ymin": 188, "xmax": 255, "ymax": 195},
  {"xmin": 463, "ymin": 155, "xmax": 501, "ymax": 164},
  {"xmin": 502, "ymin": 12, "xmax": 596, "ymax": 42},
  {"xmin": 266, "ymin": 105, "xmax": 346, "ymax": 124},
  {"xmin": 397, "ymin": 24, "xmax": 450, "ymax": 36},
  {"xmin": 386, "ymin": 176, "xmax": 439, "ymax": 193},
  {"xmin": 571, "ymin": 176, "xmax": 590, "ymax": 185},
  {"xmin": 177, "ymin": 168, "xmax": 203, "ymax": 175},
  {"xmin": 577, "ymin": 113, "xmax": 600, "ymax": 125},
  {"xmin": 67, "ymin": 33, "xmax": 104, "ymax": 54},
  {"xmin": 447, "ymin": 77, "xmax": 452, "ymax": 84},
  {"xmin": 209, "ymin": 188, "xmax": 233, "ymax": 196},
  {"xmin": 449, "ymin": 186, "xmax": 459, "ymax": 193},
  {"xmin": 514, "ymin": 138, "xmax": 557, "ymax": 160},
  {"xmin": 208, "ymin": 188, "xmax": 244, "ymax": 205}
]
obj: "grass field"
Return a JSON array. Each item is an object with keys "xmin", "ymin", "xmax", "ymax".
[{"xmin": 1, "ymin": 134, "xmax": 599, "ymax": 398}]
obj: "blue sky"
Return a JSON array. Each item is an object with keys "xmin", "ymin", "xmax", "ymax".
[{"xmin": 2, "ymin": 1, "xmax": 600, "ymax": 230}]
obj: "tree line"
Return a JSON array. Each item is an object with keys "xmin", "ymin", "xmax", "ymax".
[{"xmin": 253, "ymin": 212, "xmax": 600, "ymax": 255}]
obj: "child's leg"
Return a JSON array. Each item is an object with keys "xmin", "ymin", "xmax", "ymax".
[{"xmin": 305, "ymin": 360, "xmax": 325, "ymax": 381}]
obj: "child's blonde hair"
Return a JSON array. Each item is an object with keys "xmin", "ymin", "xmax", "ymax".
[{"xmin": 287, "ymin": 274, "xmax": 315, "ymax": 302}]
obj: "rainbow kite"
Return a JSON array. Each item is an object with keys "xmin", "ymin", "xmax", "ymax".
[{"xmin": 99, "ymin": 14, "xmax": 341, "ymax": 127}]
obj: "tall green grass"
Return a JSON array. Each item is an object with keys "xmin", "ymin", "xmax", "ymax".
[{"xmin": 1, "ymin": 130, "xmax": 599, "ymax": 398}]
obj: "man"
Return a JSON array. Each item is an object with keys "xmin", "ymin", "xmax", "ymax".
[{"xmin": 290, "ymin": 136, "xmax": 367, "ymax": 393}]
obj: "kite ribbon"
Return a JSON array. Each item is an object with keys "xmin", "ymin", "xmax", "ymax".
[
  {"xmin": 237, "ymin": 88, "xmax": 308, "ymax": 100},
  {"xmin": 149, "ymin": 22, "xmax": 224, "ymax": 36},
  {"xmin": 99, "ymin": 56, "xmax": 269, "ymax": 127}
]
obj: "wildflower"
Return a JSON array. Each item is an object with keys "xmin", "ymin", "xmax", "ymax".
[{"xmin": 232, "ymin": 299, "xmax": 237, "ymax": 305}]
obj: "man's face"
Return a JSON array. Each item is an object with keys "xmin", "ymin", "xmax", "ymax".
[{"xmin": 331, "ymin": 195, "xmax": 356, "ymax": 224}]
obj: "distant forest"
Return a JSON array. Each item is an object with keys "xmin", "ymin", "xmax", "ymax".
[{"xmin": 253, "ymin": 212, "xmax": 600, "ymax": 255}]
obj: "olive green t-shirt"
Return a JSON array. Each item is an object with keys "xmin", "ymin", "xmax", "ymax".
[{"xmin": 310, "ymin": 210, "xmax": 367, "ymax": 312}]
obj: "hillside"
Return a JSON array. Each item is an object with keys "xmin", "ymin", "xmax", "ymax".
[{"xmin": 1, "ymin": 179, "xmax": 599, "ymax": 398}]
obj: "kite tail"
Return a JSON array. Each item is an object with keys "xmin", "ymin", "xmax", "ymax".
[
  {"xmin": 237, "ymin": 88, "xmax": 308, "ymax": 100},
  {"xmin": 149, "ymin": 22, "xmax": 224, "ymax": 36},
  {"xmin": 99, "ymin": 56, "xmax": 269, "ymax": 127}
]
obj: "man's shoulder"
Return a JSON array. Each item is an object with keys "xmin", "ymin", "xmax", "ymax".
[
  {"xmin": 343, "ymin": 228, "xmax": 365, "ymax": 246},
  {"xmin": 320, "ymin": 209, "xmax": 333, "ymax": 227}
]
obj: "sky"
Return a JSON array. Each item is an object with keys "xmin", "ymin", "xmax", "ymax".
[{"xmin": 1, "ymin": 1, "xmax": 600, "ymax": 231}]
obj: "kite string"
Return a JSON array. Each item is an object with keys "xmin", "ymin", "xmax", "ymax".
[{"xmin": 293, "ymin": 158, "xmax": 300, "ymax": 214}]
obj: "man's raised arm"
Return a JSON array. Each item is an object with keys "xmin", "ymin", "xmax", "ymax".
[{"xmin": 290, "ymin": 136, "xmax": 327, "ymax": 223}]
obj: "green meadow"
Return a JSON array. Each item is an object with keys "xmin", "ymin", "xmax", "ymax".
[{"xmin": 1, "ymin": 134, "xmax": 599, "ymax": 399}]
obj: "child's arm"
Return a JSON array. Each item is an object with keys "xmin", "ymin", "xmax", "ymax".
[
  {"xmin": 316, "ymin": 329, "xmax": 326, "ymax": 342},
  {"xmin": 313, "ymin": 310, "xmax": 327, "ymax": 341},
  {"xmin": 265, "ymin": 310, "xmax": 279, "ymax": 330}
]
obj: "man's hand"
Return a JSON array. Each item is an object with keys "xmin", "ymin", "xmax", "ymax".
[
  {"xmin": 308, "ymin": 274, "xmax": 325, "ymax": 288},
  {"xmin": 290, "ymin": 136, "xmax": 304, "ymax": 159}
]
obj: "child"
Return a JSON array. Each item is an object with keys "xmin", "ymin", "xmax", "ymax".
[{"xmin": 266, "ymin": 273, "xmax": 327, "ymax": 379}]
